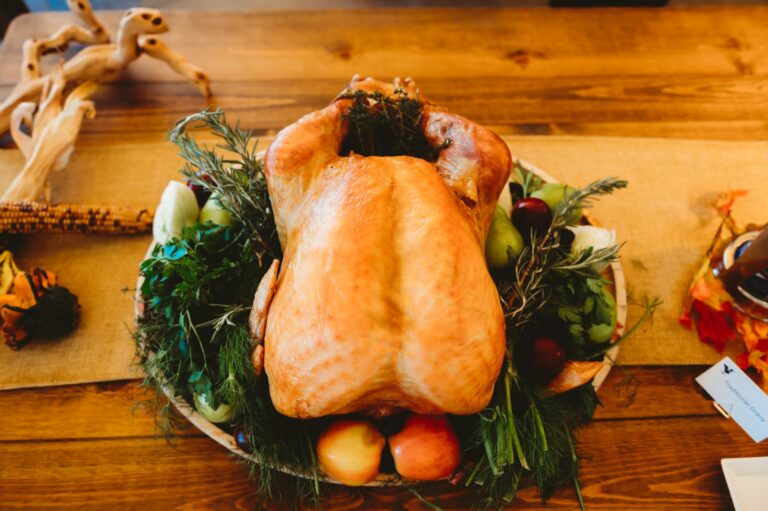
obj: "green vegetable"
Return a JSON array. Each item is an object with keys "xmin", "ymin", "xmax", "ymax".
[
  {"xmin": 586, "ymin": 323, "xmax": 613, "ymax": 344},
  {"xmin": 531, "ymin": 183, "xmax": 582, "ymax": 225},
  {"xmin": 200, "ymin": 193, "xmax": 232, "ymax": 226},
  {"xmin": 152, "ymin": 181, "xmax": 200, "ymax": 244},
  {"xmin": 194, "ymin": 391, "xmax": 233, "ymax": 423},
  {"xmin": 596, "ymin": 286, "xmax": 616, "ymax": 323},
  {"xmin": 582, "ymin": 295, "xmax": 595, "ymax": 315},
  {"xmin": 557, "ymin": 305, "xmax": 581, "ymax": 324},
  {"xmin": 587, "ymin": 286, "xmax": 617, "ymax": 343},
  {"xmin": 485, "ymin": 206, "xmax": 524, "ymax": 271}
]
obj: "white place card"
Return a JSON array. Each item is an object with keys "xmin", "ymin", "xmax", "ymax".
[{"xmin": 696, "ymin": 357, "xmax": 768, "ymax": 443}]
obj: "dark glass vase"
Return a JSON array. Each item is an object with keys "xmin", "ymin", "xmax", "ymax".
[{"xmin": 714, "ymin": 228, "xmax": 768, "ymax": 322}]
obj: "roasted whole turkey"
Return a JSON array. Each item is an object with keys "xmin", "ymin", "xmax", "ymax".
[{"xmin": 252, "ymin": 77, "xmax": 511, "ymax": 418}]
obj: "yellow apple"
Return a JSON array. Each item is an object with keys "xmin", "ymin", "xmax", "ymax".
[
  {"xmin": 389, "ymin": 415, "xmax": 461, "ymax": 481},
  {"xmin": 316, "ymin": 419, "xmax": 385, "ymax": 486}
]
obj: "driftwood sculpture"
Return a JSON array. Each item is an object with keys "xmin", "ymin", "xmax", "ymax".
[
  {"xmin": 2, "ymin": 69, "xmax": 96, "ymax": 202},
  {"xmin": 0, "ymin": 0, "xmax": 211, "ymax": 137}
]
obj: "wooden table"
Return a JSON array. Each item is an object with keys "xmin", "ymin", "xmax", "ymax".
[{"xmin": 1, "ymin": 7, "xmax": 767, "ymax": 510}]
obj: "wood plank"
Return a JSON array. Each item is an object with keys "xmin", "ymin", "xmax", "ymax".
[
  {"xmin": 508, "ymin": 120, "xmax": 768, "ymax": 140},
  {"xmin": 0, "ymin": 367, "xmax": 716, "ymax": 442},
  {"xmin": 594, "ymin": 366, "xmax": 715, "ymax": 420},
  {"xmin": 49, "ymin": 120, "xmax": 768, "ymax": 146},
  {"xmin": 4, "ymin": 8, "xmax": 768, "ymax": 84},
  {"xmin": 0, "ymin": 380, "xmax": 190, "ymax": 442},
  {"xmin": 0, "ymin": 415, "xmax": 757, "ymax": 510},
  {"xmin": 4, "ymin": 73, "xmax": 768, "ymax": 143},
  {"xmin": 2, "ymin": 8, "xmax": 768, "ymax": 143}
]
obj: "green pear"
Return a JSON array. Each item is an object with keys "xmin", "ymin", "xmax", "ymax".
[
  {"xmin": 587, "ymin": 286, "xmax": 617, "ymax": 343},
  {"xmin": 485, "ymin": 206, "xmax": 524, "ymax": 271},
  {"xmin": 200, "ymin": 193, "xmax": 232, "ymax": 226},
  {"xmin": 531, "ymin": 183, "xmax": 582, "ymax": 225}
]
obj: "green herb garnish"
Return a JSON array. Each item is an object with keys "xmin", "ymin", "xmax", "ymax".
[
  {"xmin": 339, "ymin": 89, "xmax": 449, "ymax": 161},
  {"xmin": 138, "ymin": 113, "xmax": 322, "ymax": 504},
  {"xmin": 462, "ymin": 167, "xmax": 657, "ymax": 509},
  {"xmin": 170, "ymin": 109, "xmax": 281, "ymax": 264}
]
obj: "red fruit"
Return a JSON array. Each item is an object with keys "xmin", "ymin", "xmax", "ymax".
[
  {"xmin": 512, "ymin": 197, "xmax": 552, "ymax": 235},
  {"xmin": 389, "ymin": 415, "xmax": 461, "ymax": 481},
  {"xmin": 528, "ymin": 337, "xmax": 566, "ymax": 383},
  {"xmin": 316, "ymin": 419, "xmax": 385, "ymax": 486},
  {"xmin": 186, "ymin": 171, "xmax": 214, "ymax": 208}
]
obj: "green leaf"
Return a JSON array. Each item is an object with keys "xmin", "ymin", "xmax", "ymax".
[
  {"xmin": 188, "ymin": 368, "xmax": 204, "ymax": 383},
  {"xmin": 582, "ymin": 295, "xmax": 596, "ymax": 314},
  {"xmin": 558, "ymin": 306, "xmax": 582, "ymax": 324},
  {"xmin": 586, "ymin": 278, "xmax": 603, "ymax": 294},
  {"xmin": 163, "ymin": 243, "xmax": 188, "ymax": 260}
]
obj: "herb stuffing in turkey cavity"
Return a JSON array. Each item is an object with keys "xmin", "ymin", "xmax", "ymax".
[{"xmin": 339, "ymin": 89, "xmax": 450, "ymax": 161}]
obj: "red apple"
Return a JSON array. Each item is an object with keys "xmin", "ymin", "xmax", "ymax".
[
  {"xmin": 389, "ymin": 415, "xmax": 461, "ymax": 481},
  {"xmin": 316, "ymin": 419, "xmax": 385, "ymax": 486}
]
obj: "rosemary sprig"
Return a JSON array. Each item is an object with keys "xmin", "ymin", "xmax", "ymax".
[
  {"xmin": 551, "ymin": 176, "xmax": 628, "ymax": 230},
  {"xmin": 169, "ymin": 109, "xmax": 281, "ymax": 264}
]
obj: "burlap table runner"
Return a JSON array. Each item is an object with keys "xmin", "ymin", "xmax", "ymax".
[
  {"xmin": 0, "ymin": 135, "xmax": 765, "ymax": 390},
  {"xmin": 0, "ymin": 139, "xmax": 190, "ymax": 390}
]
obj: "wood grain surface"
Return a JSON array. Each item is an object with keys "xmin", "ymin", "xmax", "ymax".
[
  {"xmin": 0, "ymin": 368, "xmax": 761, "ymax": 510},
  {"xmin": 2, "ymin": 6, "xmax": 767, "ymax": 510},
  {"xmin": 2, "ymin": 7, "xmax": 768, "ymax": 142}
]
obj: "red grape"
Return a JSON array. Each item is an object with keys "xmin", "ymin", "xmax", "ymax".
[
  {"xmin": 186, "ymin": 171, "xmax": 214, "ymax": 208},
  {"xmin": 527, "ymin": 337, "xmax": 566, "ymax": 383},
  {"xmin": 512, "ymin": 197, "xmax": 552, "ymax": 235}
]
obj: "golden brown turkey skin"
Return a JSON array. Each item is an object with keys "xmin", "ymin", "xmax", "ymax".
[{"xmin": 263, "ymin": 77, "xmax": 511, "ymax": 418}]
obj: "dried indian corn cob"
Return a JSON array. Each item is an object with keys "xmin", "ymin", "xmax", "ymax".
[{"xmin": 0, "ymin": 202, "xmax": 153, "ymax": 235}]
